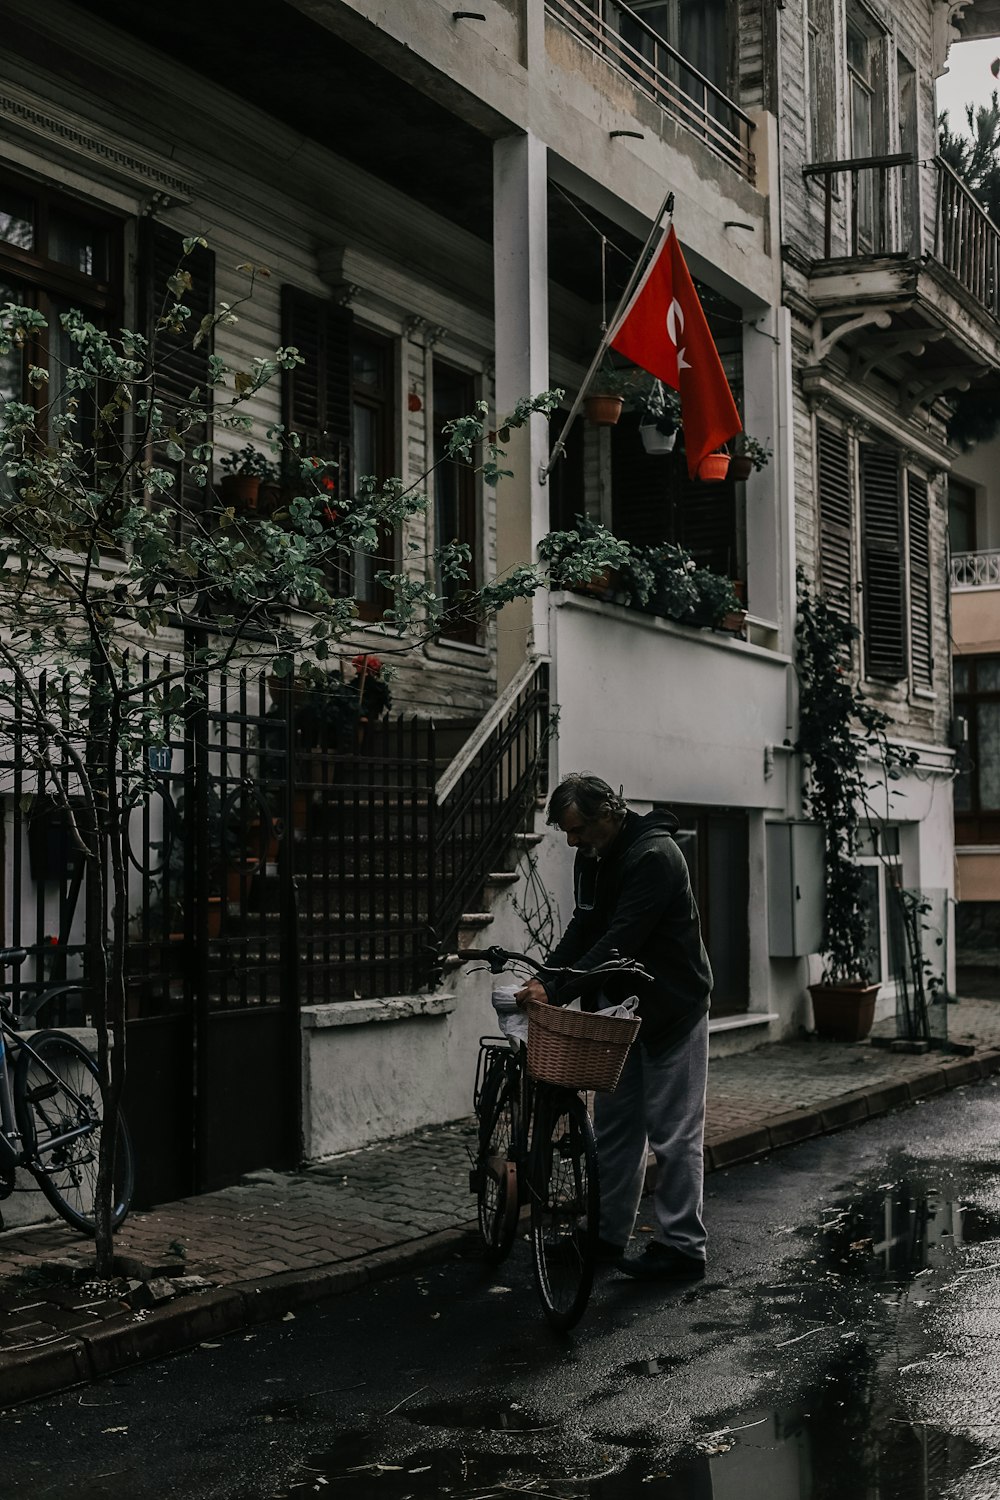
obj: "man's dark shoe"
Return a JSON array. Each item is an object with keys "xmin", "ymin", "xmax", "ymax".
[
  {"xmin": 618, "ymin": 1242, "xmax": 705, "ymax": 1281},
  {"xmin": 593, "ymin": 1237, "xmax": 626, "ymax": 1265}
]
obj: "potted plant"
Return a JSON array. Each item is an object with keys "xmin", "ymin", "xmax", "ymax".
[
  {"xmin": 538, "ymin": 515, "xmax": 633, "ymax": 598},
  {"xmin": 794, "ymin": 575, "xmax": 916, "ymax": 1040},
  {"xmin": 730, "ymin": 435, "xmax": 772, "ymax": 482},
  {"xmin": 583, "ymin": 365, "xmax": 635, "ymax": 427},
  {"xmin": 218, "ymin": 444, "xmax": 279, "ymax": 508},
  {"xmin": 696, "ymin": 450, "xmax": 731, "ymax": 483},
  {"xmin": 622, "ymin": 542, "xmax": 698, "ymax": 620},
  {"xmin": 633, "ymin": 379, "xmax": 681, "ymax": 455},
  {"xmin": 685, "ymin": 567, "xmax": 742, "ymax": 628}
]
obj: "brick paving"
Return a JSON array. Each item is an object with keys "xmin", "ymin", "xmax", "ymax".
[{"xmin": 0, "ymin": 987, "xmax": 998, "ymax": 1403}]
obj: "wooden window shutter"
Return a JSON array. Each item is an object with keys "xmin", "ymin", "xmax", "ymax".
[
  {"xmin": 816, "ymin": 420, "xmax": 852, "ymax": 616},
  {"xmin": 611, "ymin": 413, "xmax": 675, "ymax": 547},
  {"xmin": 140, "ymin": 221, "xmax": 214, "ymax": 520},
  {"xmin": 611, "ymin": 414, "xmax": 738, "ymax": 577},
  {"xmin": 280, "ymin": 286, "xmax": 352, "ymax": 488},
  {"xmin": 907, "ymin": 472, "xmax": 933, "ymax": 688},
  {"xmin": 860, "ymin": 442, "xmax": 905, "ymax": 681}
]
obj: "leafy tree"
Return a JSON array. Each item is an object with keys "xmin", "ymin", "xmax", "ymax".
[
  {"xmin": 939, "ymin": 92, "xmax": 1000, "ymax": 224},
  {"xmin": 0, "ymin": 239, "xmax": 613, "ymax": 1271}
]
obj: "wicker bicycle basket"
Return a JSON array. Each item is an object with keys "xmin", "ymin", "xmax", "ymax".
[{"xmin": 525, "ymin": 1000, "xmax": 641, "ymax": 1093}]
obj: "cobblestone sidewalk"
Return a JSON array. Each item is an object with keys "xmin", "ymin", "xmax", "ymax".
[{"xmin": 1, "ymin": 990, "xmax": 998, "ymax": 1405}]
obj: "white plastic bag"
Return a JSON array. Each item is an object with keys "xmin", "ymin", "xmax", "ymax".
[{"xmin": 492, "ymin": 985, "xmax": 529, "ymax": 1046}]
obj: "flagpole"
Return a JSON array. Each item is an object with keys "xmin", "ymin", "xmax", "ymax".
[{"xmin": 539, "ymin": 190, "xmax": 675, "ymax": 486}]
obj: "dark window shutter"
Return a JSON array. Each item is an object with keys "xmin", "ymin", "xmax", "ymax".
[
  {"xmin": 611, "ymin": 413, "xmax": 738, "ymax": 576},
  {"xmin": 281, "ymin": 286, "xmax": 352, "ymax": 483},
  {"xmin": 860, "ymin": 443, "xmax": 905, "ymax": 681},
  {"xmin": 140, "ymin": 221, "xmax": 214, "ymax": 520},
  {"xmin": 817, "ymin": 420, "xmax": 852, "ymax": 617},
  {"xmin": 907, "ymin": 472, "xmax": 932, "ymax": 688},
  {"xmin": 611, "ymin": 412, "xmax": 675, "ymax": 547}
]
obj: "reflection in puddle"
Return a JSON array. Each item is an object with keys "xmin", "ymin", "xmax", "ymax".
[
  {"xmin": 407, "ymin": 1397, "xmax": 560, "ymax": 1432},
  {"xmin": 818, "ymin": 1169, "xmax": 998, "ymax": 1284}
]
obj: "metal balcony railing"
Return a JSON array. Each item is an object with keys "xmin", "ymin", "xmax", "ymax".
[
  {"xmin": 951, "ymin": 550, "xmax": 1000, "ymax": 589},
  {"xmin": 545, "ymin": 0, "xmax": 755, "ymax": 183}
]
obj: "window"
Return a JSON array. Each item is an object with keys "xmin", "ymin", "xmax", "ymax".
[
  {"xmin": 611, "ymin": 416, "xmax": 742, "ymax": 581},
  {"xmin": 669, "ymin": 806, "xmax": 748, "ymax": 1018},
  {"xmin": 845, "ymin": 4, "xmax": 888, "ymax": 245},
  {"xmin": 282, "ymin": 290, "xmax": 396, "ymax": 620},
  {"xmin": 948, "ymin": 479, "xmax": 977, "ymax": 555},
  {"xmin": 351, "ymin": 329, "xmax": 395, "ymax": 616},
  {"xmin": 432, "ymin": 361, "xmax": 479, "ymax": 644},
  {"xmin": 806, "ymin": 0, "xmax": 836, "ymax": 162},
  {"xmin": 817, "ymin": 421, "xmax": 853, "ymax": 619},
  {"xmin": 614, "ymin": 0, "xmax": 729, "ymax": 92},
  {"xmin": 0, "ymin": 169, "xmax": 121, "ymax": 434},
  {"xmin": 856, "ymin": 823, "xmax": 902, "ymax": 984},
  {"xmin": 818, "ymin": 422, "xmax": 935, "ymax": 689},
  {"xmin": 954, "ymin": 656, "xmax": 1000, "ymax": 843},
  {"xmin": 860, "ymin": 442, "xmax": 904, "ymax": 681}
]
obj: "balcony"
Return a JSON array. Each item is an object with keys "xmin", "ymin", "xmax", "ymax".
[
  {"xmin": 952, "ymin": 550, "xmax": 1000, "ymax": 590},
  {"xmin": 545, "ymin": 0, "xmax": 755, "ymax": 183},
  {"xmin": 798, "ymin": 154, "xmax": 1000, "ymax": 419}
]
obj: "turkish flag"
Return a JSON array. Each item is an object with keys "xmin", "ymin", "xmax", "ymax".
[{"xmin": 609, "ymin": 226, "xmax": 742, "ymax": 477}]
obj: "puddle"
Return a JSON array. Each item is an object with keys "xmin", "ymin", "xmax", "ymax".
[
  {"xmin": 815, "ymin": 1170, "xmax": 1000, "ymax": 1284},
  {"xmin": 406, "ymin": 1396, "xmax": 560, "ymax": 1432},
  {"xmin": 617, "ymin": 1353, "xmax": 684, "ymax": 1378}
]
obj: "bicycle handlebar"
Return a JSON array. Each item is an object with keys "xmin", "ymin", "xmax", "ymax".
[
  {"xmin": 0, "ymin": 948, "xmax": 27, "ymax": 969},
  {"xmin": 457, "ymin": 945, "xmax": 654, "ymax": 1004}
]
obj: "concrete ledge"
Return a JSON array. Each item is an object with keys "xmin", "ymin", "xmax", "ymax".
[
  {"xmin": 908, "ymin": 1070, "xmax": 949, "ymax": 1099},
  {"xmin": 706, "ymin": 1127, "xmax": 772, "ymax": 1169},
  {"xmin": 77, "ymin": 1289, "xmax": 247, "ymax": 1377},
  {"xmin": 858, "ymin": 1081, "xmax": 913, "ymax": 1117},
  {"xmin": 763, "ymin": 1110, "xmax": 825, "ymax": 1149},
  {"xmin": 234, "ymin": 1263, "xmax": 370, "ymax": 1322},
  {"xmin": 0, "ymin": 1337, "xmax": 89, "ymax": 1407},
  {"xmin": 301, "ymin": 994, "xmax": 456, "ymax": 1029},
  {"xmin": 818, "ymin": 1093, "xmax": 871, "ymax": 1131}
]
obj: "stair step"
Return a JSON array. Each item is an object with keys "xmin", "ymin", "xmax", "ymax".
[
  {"xmin": 458, "ymin": 913, "xmax": 494, "ymax": 929},
  {"xmin": 483, "ymin": 871, "xmax": 518, "ymax": 886},
  {"xmin": 513, "ymin": 832, "xmax": 543, "ymax": 847}
]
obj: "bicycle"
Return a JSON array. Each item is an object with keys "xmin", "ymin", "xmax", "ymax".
[
  {"xmin": 0, "ymin": 947, "xmax": 135, "ymax": 1235},
  {"xmin": 460, "ymin": 944, "xmax": 651, "ymax": 1331}
]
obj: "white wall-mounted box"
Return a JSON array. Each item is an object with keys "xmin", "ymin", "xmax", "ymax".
[{"xmin": 766, "ymin": 821, "xmax": 825, "ymax": 957}]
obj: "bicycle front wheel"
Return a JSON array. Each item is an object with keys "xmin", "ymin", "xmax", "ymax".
[
  {"xmin": 476, "ymin": 1057, "xmax": 520, "ymax": 1264},
  {"xmin": 14, "ymin": 1030, "xmax": 135, "ymax": 1236},
  {"xmin": 529, "ymin": 1089, "xmax": 599, "ymax": 1331}
]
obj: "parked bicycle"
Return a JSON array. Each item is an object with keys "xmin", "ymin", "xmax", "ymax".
[
  {"xmin": 0, "ymin": 947, "xmax": 134, "ymax": 1235},
  {"xmin": 460, "ymin": 944, "xmax": 651, "ymax": 1330}
]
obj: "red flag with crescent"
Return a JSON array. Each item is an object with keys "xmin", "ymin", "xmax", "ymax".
[{"xmin": 609, "ymin": 226, "xmax": 742, "ymax": 477}]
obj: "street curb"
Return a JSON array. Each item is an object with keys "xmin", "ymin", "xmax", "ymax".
[{"xmin": 5, "ymin": 1050, "xmax": 1000, "ymax": 1407}]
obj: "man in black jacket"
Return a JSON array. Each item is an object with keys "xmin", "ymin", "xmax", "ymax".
[{"xmin": 517, "ymin": 772, "xmax": 712, "ymax": 1280}]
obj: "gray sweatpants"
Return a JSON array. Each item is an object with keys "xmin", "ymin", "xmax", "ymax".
[{"xmin": 594, "ymin": 1013, "xmax": 709, "ymax": 1258}]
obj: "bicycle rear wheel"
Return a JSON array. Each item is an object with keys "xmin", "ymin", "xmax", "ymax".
[
  {"xmin": 475, "ymin": 1051, "xmax": 520, "ymax": 1263},
  {"xmin": 14, "ymin": 1030, "xmax": 135, "ymax": 1236},
  {"xmin": 529, "ymin": 1089, "xmax": 599, "ymax": 1331}
]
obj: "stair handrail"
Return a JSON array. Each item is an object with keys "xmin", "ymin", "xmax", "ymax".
[{"xmin": 435, "ymin": 656, "xmax": 548, "ymax": 804}]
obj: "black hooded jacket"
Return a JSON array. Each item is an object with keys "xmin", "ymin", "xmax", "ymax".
[{"xmin": 545, "ymin": 808, "xmax": 713, "ymax": 1053}]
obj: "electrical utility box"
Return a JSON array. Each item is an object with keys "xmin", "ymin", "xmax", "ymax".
[{"xmin": 766, "ymin": 821, "xmax": 825, "ymax": 957}]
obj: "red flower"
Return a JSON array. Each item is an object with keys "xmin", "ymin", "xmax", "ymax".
[
  {"xmin": 352, "ymin": 653, "xmax": 383, "ymax": 676},
  {"xmin": 321, "ymin": 475, "xmax": 336, "ymax": 492}
]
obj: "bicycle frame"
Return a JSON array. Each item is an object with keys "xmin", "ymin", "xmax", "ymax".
[{"xmin": 0, "ymin": 1013, "xmax": 98, "ymax": 1167}]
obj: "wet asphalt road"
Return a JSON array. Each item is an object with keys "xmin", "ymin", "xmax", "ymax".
[{"xmin": 5, "ymin": 1080, "xmax": 1000, "ymax": 1499}]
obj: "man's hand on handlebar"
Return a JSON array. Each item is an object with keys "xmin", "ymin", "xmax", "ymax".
[{"xmin": 515, "ymin": 978, "xmax": 548, "ymax": 1007}]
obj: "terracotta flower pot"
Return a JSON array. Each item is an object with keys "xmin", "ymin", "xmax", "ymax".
[
  {"xmin": 730, "ymin": 455, "xmax": 753, "ymax": 481},
  {"xmin": 584, "ymin": 394, "xmax": 624, "ymax": 426},
  {"xmin": 696, "ymin": 452, "xmax": 731, "ymax": 482},
  {"xmin": 808, "ymin": 982, "xmax": 880, "ymax": 1042},
  {"xmin": 720, "ymin": 608, "xmax": 747, "ymax": 633},
  {"xmin": 220, "ymin": 474, "xmax": 261, "ymax": 508}
]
